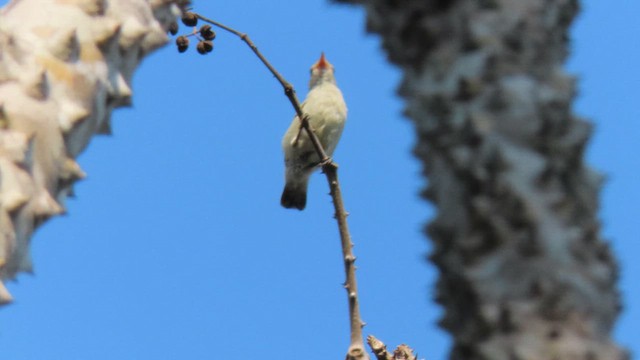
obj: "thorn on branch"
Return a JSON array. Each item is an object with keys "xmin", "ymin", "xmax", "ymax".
[
  {"xmin": 367, "ymin": 336, "xmax": 418, "ymax": 360},
  {"xmin": 367, "ymin": 335, "xmax": 390, "ymax": 360},
  {"xmin": 394, "ymin": 345, "xmax": 418, "ymax": 360}
]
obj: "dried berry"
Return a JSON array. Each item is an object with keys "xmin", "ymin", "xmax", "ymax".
[
  {"xmin": 199, "ymin": 25, "xmax": 216, "ymax": 40},
  {"xmin": 196, "ymin": 40, "xmax": 213, "ymax": 55},
  {"xmin": 168, "ymin": 21, "xmax": 179, "ymax": 35},
  {"xmin": 196, "ymin": 41, "xmax": 206, "ymax": 55},
  {"xmin": 176, "ymin": 36, "xmax": 189, "ymax": 53},
  {"xmin": 181, "ymin": 12, "xmax": 198, "ymax": 27},
  {"xmin": 202, "ymin": 40, "xmax": 213, "ymax": 52}
]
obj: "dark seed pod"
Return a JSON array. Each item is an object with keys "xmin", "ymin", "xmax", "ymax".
[
  {"xmin": 168, "ymin": 21, "xmax": 179, "ymax": 35},
  {"xmin": 176, "ymin": 36, "xmax": 189, "ymax": 53},
  {"xmin": 200, "ymin": 25, "xmax": 216, "ymax": 40},
  {"xmin": 202, "ymin": 40, "xmax": 213, "ymax": 53},
  {"xmin": 196, "ymin": 41, "xmax": 206, "ymax": 55},
  {"xmin": 197, "ymin": 40, "xmax": 213, "ymax": 55},
  {"xmin": 181, "ymin": 12, "xmax": 198, "ymax": 27}
]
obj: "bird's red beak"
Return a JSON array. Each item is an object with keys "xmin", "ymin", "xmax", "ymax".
[{"xmin": 315, "ymin": 52, "xmax": 328, "ymax": 69}]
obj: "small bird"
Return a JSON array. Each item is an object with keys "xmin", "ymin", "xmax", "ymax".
[{"xmin": 281, "ymin": 53, "xmax": 348, "ymax": 210}]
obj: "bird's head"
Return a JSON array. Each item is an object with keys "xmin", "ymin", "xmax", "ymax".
[{"xmin": 309, "ymin": 52, "xmax": 336, "ymax": 88}]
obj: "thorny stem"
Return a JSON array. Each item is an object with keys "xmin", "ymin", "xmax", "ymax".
[
  {"xmin": 324, "ymin": 163, "xmax": 366, "ymax": 355},
  {"xmin": 367, "ymin": 335, "xmax": 393, "ymax": 360},
  {"xmin": 367, "ymin": 336, "xmax": 417, "ymax": 360},
  {"xmin": 194, "ymin": 13, "xmax": 368, "ymax": 360}
]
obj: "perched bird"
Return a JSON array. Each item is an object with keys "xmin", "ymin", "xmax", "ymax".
[{"xmin": 281, "ymin": 53, "xmax": 348, "ymax": 210}]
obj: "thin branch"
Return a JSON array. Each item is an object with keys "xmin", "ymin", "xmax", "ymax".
[
  {"xmin": 194, "ymin": 14, "xmax": 328, "ymax": 163},
  {"xmin": 193, "ymin": 13, "xmax": 367, "ymax": 360},
  {"xmin": 325, "ymin": 163, "xmax": 365, "ymax": 349}
]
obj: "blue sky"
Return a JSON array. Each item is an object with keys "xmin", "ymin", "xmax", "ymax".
[{"xmin": 1, "ymin": 1, "xmax": 637, "ymax": 359}]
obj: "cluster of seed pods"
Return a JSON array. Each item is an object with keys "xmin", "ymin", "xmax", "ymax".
[{"xmin": 171, "ymin": 12, "xmax": 216, "ymax": 55}]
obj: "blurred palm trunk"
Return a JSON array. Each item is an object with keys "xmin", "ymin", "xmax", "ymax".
[{"xmin": 336, "ymin": 0, "xmax": 627, "ymax": 358}]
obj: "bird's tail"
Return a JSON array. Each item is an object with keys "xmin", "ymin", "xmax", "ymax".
[{"xmin": 281, "ymin": 181, "xmax": 308, "ymax": 210}]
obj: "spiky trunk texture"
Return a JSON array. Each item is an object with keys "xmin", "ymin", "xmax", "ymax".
[
  {"xmin": 336, "ymin": 0, "xmax": 626, "ymax": 358},
  {"xmin": 0, "ymin": 0, "xmax": 184, "ymax": 304}
]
